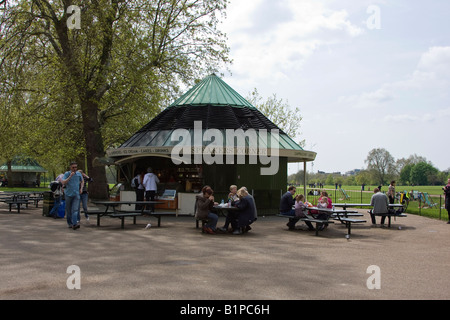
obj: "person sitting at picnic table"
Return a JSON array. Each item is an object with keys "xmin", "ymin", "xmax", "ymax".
[
  {"xmin": 231, "ymin": 187, "xmax": 257, "ymax": 235},
  {"xmin": 280, "ymin": 186, "xmax": 297, "ymax": 230},
  {"xmin": 369, "ymin": 187, "xmax": 389, "ymax": 227},
  {"xmin": 218, "ymin": 185, "xmax": 244, "ymax": 233},
  {"xmin": 195, "ymin": 186, "xmax": 218, "ymax": 234},
  {"xmin": 294, "ymin": 194, "xmax": 314, "ymax": 231},
  {"xmin": 228, "ymin": 184, "xmax": 239, "ymax": 203},
  {"xmin": 312, "ymin": 196, "xmax": 330, "ymax": 231},
  {"xmin": 318, "ymin": 191, "xmax": 333, "ymax": 208}
]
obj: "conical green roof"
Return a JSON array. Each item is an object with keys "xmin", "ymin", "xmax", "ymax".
[
  {"xmin": 0, "ymin": 155, "xmax": 47, "ymax": 173},
  {"xmin": 169, "ymin": 74, "xmax": 255, "ymax": 108},
  {"xmin": 108, "ymin": 74, "xmax": 317, "ymax": 163}
]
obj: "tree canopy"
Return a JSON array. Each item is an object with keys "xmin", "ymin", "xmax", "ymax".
[{"xmin": 1, "ymin": 0, "xmax": 230, "ymax": 198}]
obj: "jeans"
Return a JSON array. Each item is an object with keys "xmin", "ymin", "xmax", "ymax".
[
  {"xmin": 66, "ymin": 194, "xmax": 81, "ymax": 227},
  {"xmin": 80, "ymin": 192, "xmax": 89, "ymax": 218},
  {"xmin": 49, "ymin": 196, "xmax": 62, "ymax": 217},
  {"xmin": 206, "ymin": 212, "xmax": 218, "ymax": 230}
]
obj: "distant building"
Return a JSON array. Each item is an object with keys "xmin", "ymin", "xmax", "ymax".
[{"xmin": 0, "ymin": 155, "xmax": 47, "ymax": 187}]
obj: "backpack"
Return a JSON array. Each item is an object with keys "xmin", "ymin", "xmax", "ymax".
[{"xmin": 50, "ymin": 181, "xmax": 63, "ymax": 197}]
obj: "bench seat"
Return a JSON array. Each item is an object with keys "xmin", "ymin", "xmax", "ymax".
[
  {"xmin": 300, "ymin": 218, "xmax": 334, "ymax": 236},
  {"xmin": 109, "ymin": 212, "xmax": 142, "ymax": 228},
  {"xmin": 107, "ymin": 210, "xmax": 178, "ymax": 229},
  {"xmin": 370, "ymin": 211, "xmax": 407, "ymax": 227},
  {"xmin": 333, "ymin": 217, "xmax": 366, "ymax": 235}
]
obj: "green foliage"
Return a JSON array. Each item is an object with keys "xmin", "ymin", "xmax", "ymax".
[
  {"xmin": 246, "ymin": 88, "xmax": 304, "ymax": 146},
  {"xmin": 410, "ymin": 162, "xmax": 439, "ymax": 186},
  {"xmin": 365, "ymin": 148, "xmax": 396, "ymax": 185},
  {"xmin": 399, "ymin": 163, "xmax": 414, "ymax": 185},
  {"xmin": 1, "ymin": 0, "xmax": 231, "ymax": 195}
]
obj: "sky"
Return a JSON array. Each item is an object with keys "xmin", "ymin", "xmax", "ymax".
[{"xmin": 218, "ymin": 0, "xmax": 450, "ymax": 175}]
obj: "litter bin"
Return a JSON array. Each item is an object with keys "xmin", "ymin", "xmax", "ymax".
[{"xmin": 42, "ymin": 191, "xmax": 54, "ymax": 217}]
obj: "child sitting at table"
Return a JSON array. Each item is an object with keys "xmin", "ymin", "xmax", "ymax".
[
  {"xmin": 295, "ymin": 194, "xmax": 315, "ymax": 231},
  {"xmin": 317, "ymin": 197, "xmax": 328, "ymax": 209},
  {"xmin": 315, "ymin": 197, "xmax": 330, "ymax": 230},
  {"xmin": 318, "ymin": 191, "xmax": 333, "ymax": 208}
]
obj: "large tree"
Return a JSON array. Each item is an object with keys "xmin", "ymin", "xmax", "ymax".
[
  {"xmin": 365, "ymin": 148, "xmax": 396, "ymax": 186},
  {"xmin": 1, "ymin": 0, "xmax": 230, "ymax": 198},
  {"xmin": 410, "ymin": 162, "xmax": 440, "ymax": 186}
]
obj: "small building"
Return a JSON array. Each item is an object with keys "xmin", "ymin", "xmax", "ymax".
[
  {"xmin": 106, "ymin": 74, "xmax": 316, "ymax": 214},
  {"xmin": 0, "ymin": 155, "xmax": 47, "ymax": 187}
]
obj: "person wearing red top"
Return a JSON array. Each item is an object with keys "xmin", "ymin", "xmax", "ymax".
[{"xmin": 318, "ymin": 191, "xmax": 333, "ymax": 209}]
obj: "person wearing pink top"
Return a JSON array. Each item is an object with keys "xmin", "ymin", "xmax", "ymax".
[{"xmin": 318, "ymin": 191, "xmax": 333, "ymax": 209}]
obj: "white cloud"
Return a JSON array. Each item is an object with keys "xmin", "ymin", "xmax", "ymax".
[
  {"xmin": 438, "ymin": 107, "xmax": 450, "ymax": 117},
  {"xmin": 417, "ymin": 46, "xmax": 450, "ymax": 74},
  {"xmin": 339, "ymin": 46, "xmax": 450, "ymax": 109},
  {"xmin": 222, "ymin": 0, "xmax": 364, "ymax": 84},
  {"xmin": 338, "ymin": 87, "xmax": 394, "ymax": 109},
  {"xmin": 383, "ymin": 113, "xmax": 433, "ymax": 123}
]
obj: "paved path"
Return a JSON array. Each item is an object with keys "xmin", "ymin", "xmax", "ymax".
[{"xmin": 0, "ymin": 202, "xmax": 449, "ymax": 301}]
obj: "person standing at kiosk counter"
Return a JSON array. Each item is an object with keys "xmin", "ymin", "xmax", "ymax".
[{"xmin": 143, "ymin": 167, "xmax": 160, "ymax": 212}]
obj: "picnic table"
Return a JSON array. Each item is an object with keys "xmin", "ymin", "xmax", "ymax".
[
  {"xmin": 304, "ymin": 207, "xmax": 366, "ymax": 237},
  {"xmin": 3, "ymin": 198, "xmax": 30, "ymax": 213},
  {"xmin": 0, "ymin": 191, "xmax": 44, "ymax": 213},
  {"xmin": 91, "ymin": 200, "xmax": 171, "ymax": 229},
  {"xmin": 212, "ymin": 204, "xmax": 239, "ymax": 216},
  {"xmin": 278, "ymin": 206, "xmax": 365, "ymax": 237},
  {"xmin": 333, "ymin": 203, "xmax": 406, "ymax": 228}
]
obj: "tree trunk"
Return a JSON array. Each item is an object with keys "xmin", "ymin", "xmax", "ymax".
[
  {"xmin": 80, "ymin": 98, "xmax": 109, "ymax": 200},
  {"xmin": 7, "ymin": 160, "xmax": 14, "ymax": 188}
]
